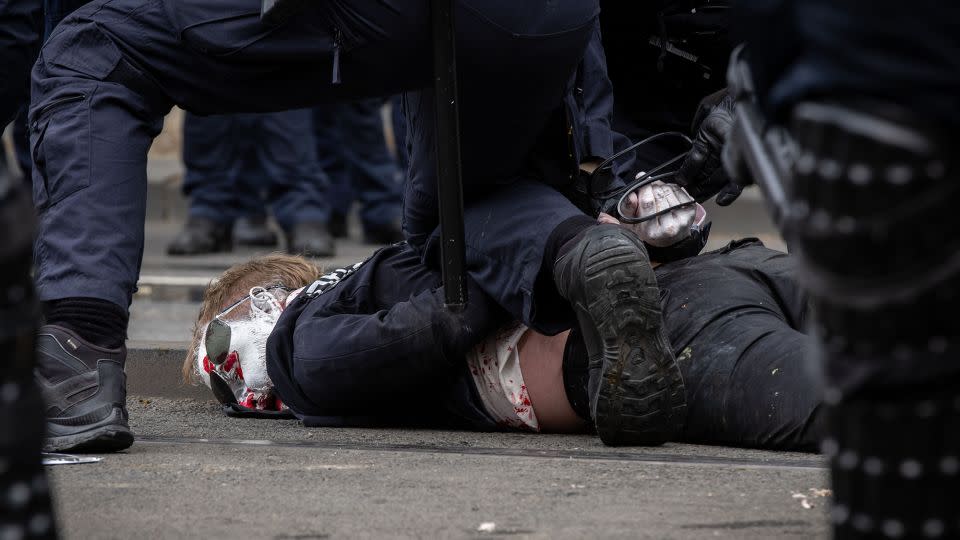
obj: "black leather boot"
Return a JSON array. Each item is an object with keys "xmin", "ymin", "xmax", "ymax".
[
  {"xmin": 34, "ymin": 325, "xmax": 132, "ymax": 452},
  {"xmin": 552, "ymin": 224, "xmax": 686, "ymax": 446}
]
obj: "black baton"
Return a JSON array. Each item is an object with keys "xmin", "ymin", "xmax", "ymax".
[{"xmin": 431, "ymin": 0, "xmax": 468, "ymax": 310}]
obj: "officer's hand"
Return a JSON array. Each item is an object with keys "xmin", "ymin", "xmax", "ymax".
[
  {"xmin": 674, "ymin": 90, "xmax": 743, "ymax": 206},
  {"xmin": 602, "ymin": 180, "xmax": 697, "ymax": 247}
]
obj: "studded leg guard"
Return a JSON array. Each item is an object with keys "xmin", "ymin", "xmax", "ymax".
[
  {"xmin": 0, "ymin": 180, "xmax": 57, "ymax": 539},
  {"xmin": 786, "ymin": 102, "xmax": 960, "ymax": 539}
]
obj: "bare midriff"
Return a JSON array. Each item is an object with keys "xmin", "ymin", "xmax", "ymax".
[{"xmin": 517, "ymin": 329, "xmax": 588, "ymax": 433}]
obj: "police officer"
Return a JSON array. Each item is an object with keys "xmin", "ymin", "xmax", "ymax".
[
  {"xmin": 708, "ymin": 1, "xmax": 960, "ymax": 537},
  {"xmin": 313, "ymin": 99, "xmax": 405, "ymax": 244},
  {"xmin": 168, "ymin": 109, "xmax": 336, "ymax": 257}
]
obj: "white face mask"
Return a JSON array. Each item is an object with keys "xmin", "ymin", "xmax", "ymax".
[{"xmin": 194, "ymin": 285, "xmax": 289, "ymax": 410}]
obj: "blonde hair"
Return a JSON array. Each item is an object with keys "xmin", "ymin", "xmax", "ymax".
[{"xmin": 183, "ymin": 253, "xmax": 322, "ymax": 384}]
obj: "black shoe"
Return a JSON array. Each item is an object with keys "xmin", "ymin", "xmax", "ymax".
[
  {"xmin": 34, "ymin": 325, "xmax": 133, "ymax": 452},
  {"xmin": 234, "ymin": 215, "xmax": 278, "ymax": 247},
  {"xmin": 285, "ymin": 221, "xmax": 335, "ymax": 258},
  {"xmin": 363, "ymin": 219, "xmax": 404, "ymax": 245},
  {"xmin": 166, "ymin": 217, "xmax": 232, "ymax": 255},
  {"xmin": 329, "ymin": 213, "xmax": 348, "ymax": 239},
  {"xmin": 552, "ymin": 224, "xmax": 686, "ymax": 446}
]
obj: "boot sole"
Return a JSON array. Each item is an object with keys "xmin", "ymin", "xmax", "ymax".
[
  {"xmin": 45, "ymin": 405, "xmax": 134, "ymax": 453},
  {"xmin": 573, "ymin": 231, "xmax": 687, "ymax": 446},
  {"xmin": 44, "ymin": 425, "xmax": 134, "ymax": 453}
]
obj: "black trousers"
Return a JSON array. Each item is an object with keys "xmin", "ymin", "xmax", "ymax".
[{"xmin": 657, "ymin": 239, "xmax": 822, "ymax": 451}]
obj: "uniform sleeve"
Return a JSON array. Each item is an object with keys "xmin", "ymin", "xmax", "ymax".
[
  {"xmin": 577, "ymin": 20, "xmax": 615, "ymax": 161},
  {"xmin": 572, "ymin": 19, "xmax": 635, "ymax": 214}
]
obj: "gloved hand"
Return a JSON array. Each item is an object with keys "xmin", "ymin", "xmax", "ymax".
[
  {"xmin": 674, "ymin": 90, "xmax": 743, "ymax": 206},
  {"xmin": 600, "ymin": 179, "xmax": 697, "ymax": 247}
]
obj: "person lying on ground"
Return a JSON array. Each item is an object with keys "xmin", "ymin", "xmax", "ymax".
[{"xmin": 184, "ymin": 183, "xmax": 824, "ymax": 451}]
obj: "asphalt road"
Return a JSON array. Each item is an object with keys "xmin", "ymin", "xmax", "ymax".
[{"xmin": 48, "ymin": 397, "xmax": 831, "ymax": 539}]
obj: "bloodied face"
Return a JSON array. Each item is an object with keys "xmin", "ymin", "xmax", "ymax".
[{"xmin": 194, "ymin": 285, "xmax": 292, "ymax": 411}]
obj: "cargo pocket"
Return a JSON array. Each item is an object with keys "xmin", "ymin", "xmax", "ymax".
[
  {"xmin": 30, "ymin": 92, "xmax": 91, "ymax": 210},
  {"xmin": 47, "ymin": 24, "xmax": 122, "ymax": 80}
]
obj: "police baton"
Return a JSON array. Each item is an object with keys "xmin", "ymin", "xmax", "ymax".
[{"xmin": 431, "ymin": 0, "xmax": 468, "ymax": 310}]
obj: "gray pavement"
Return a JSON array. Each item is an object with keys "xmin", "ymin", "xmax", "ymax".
[
  {"xmin": 42, "ymin": 179, "xmax": 826, "ymax": 540},
  {"xmin": 49, "ymin": 397, "xmax": 830, "ymax": 539}
]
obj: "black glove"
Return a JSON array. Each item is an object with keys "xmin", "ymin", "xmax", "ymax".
[{"xmin": 674, "ymin": 89, "xmax": 743, "ymax": 206}]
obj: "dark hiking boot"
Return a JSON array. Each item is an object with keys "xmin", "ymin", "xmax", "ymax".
[
  {"xmin": 552, "ymin": 224, "xmax": 686, "ymax": 446},
  {"xmin": 34, "ymin": 325, "xmax": 133, "ymax": 452},
  {"xmin": 285, "ymin": 221, "xmax": 335, "ymax": 258},
  {"xmin": 167, "ymin": 217, "xmax": 232, "ymax": 255},
  {"xmin": 234, "ymin": 215, "xmax": 278, "ymax": 247}
]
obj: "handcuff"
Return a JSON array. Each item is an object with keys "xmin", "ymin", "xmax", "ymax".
[{"xmin": 587, "ymin": 131, "xmax": 696, "ymax": 223}]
